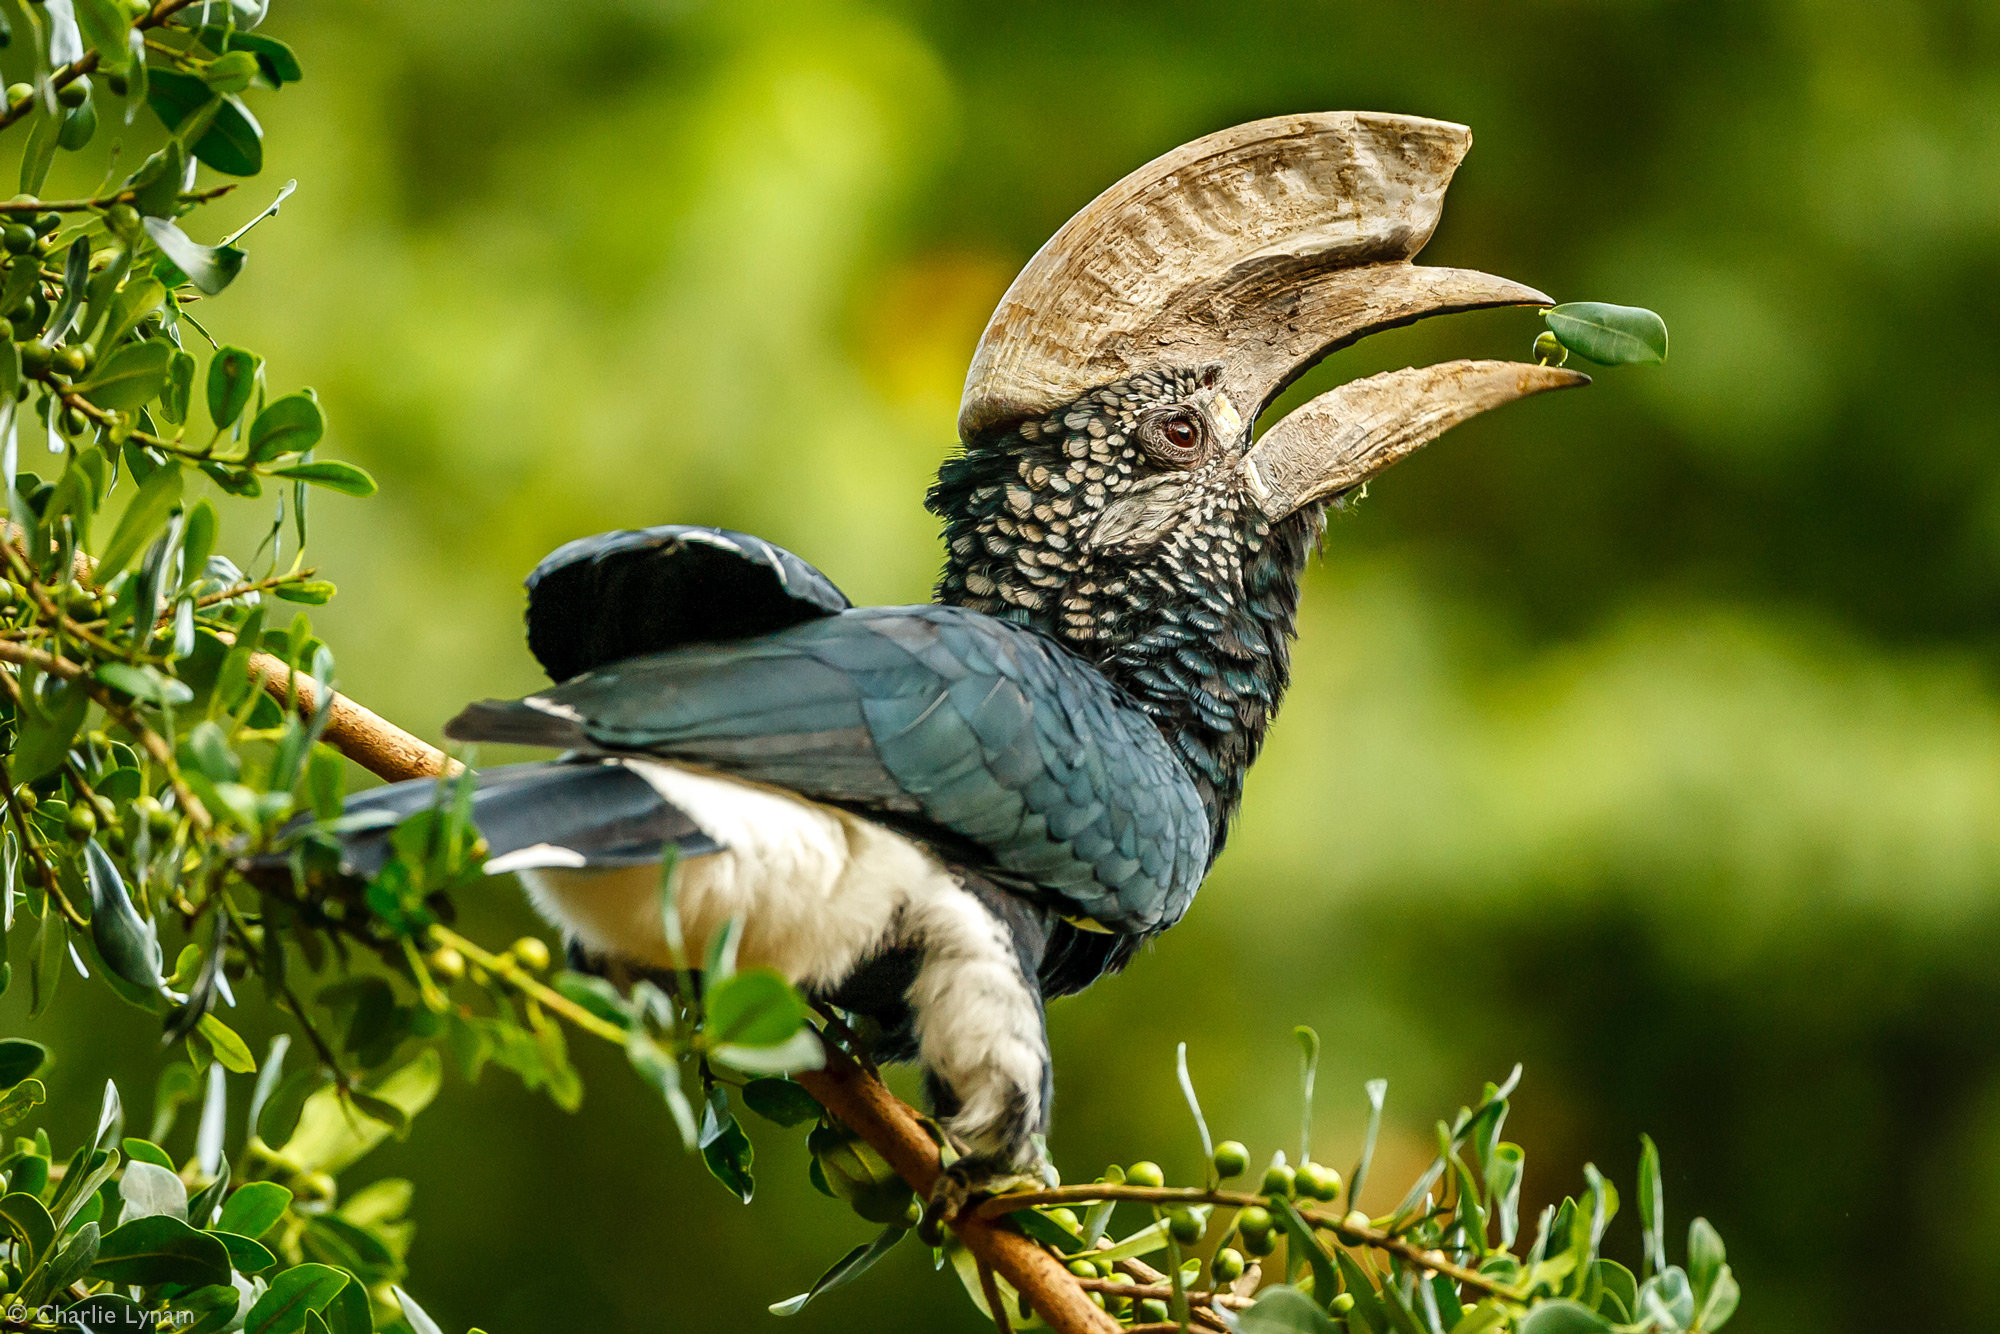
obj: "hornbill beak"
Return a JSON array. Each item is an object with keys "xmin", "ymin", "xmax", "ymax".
[{"xmin": 958, "ymin": 111, "xmax": 1590, "ymax": 521}]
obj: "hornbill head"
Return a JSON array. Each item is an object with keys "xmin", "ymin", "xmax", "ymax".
[{"xmin": 930, "ymin": 112, "xmax": 1586, "ymax": 834}]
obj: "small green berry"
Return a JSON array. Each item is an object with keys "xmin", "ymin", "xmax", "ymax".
[
  {"xmin": 55, "ymin": 77, "xmax": 88, "ymax": 109},
  {"xmin": 1124, "ymin": 1160, "xmax": 1164, "ymax": 1189},
  {"xmin": 1066, "ymin": 1259, "xmax": 1096, "ymax": 1279},
  {"xmin": 1139, "ymin": 1299, "xmax": 1170, "ymax": 1323},
  {"xmin": 0, "ymin": 225, "xmax": 30, "ymax": 255},
  {"xmin": 1261, "ymin": 1161, "xmax": 1296, "ymax": 1198},
  {"xmin": 58, "ymin": 343, "xmax": 89, "ymax": 376},
  {"xmin": 1167, "ymin": 1208, "xmax": 1202, "ymax": 1245},
  {"xmin": 428, "ymin": 946, "xmax": 466, "ymax": 982},
  {"xmin": 2, "ymin": 86, "xmax": 28, "ymax": 107},
  {"xmin": 1212, "ymin": 1140, "xmax": 1249, "ymax": 1179},
  {"xmin": 1237, "ymin": 1204, "xmax": 1273, "ymax": 1237},
  {"xmin": 1241, "ymin": 1226, "xmax": 1277, "ymax": 1258},
  {"xmin": 1298, "ymin": 1161, "xmax": 1342, "ymax": 1201},
  {"xmin": 1534, "ymin": 329, "xmax": 1568, "ymax": 366},
  {"xmin": 1211, "ymin": 1247, "xmax": 1244, "ymax": 1283},
  {"xmin": 18, "ymin": 340, "xmax": 51, "ymax": 372},
  {"xmin": 511, "ymin": 936, "xmax": 551, "ymax": 971},
  {"xmin": 1341, "ymin": 1209, "xmax": 1371, "ymax": 1233},
  {"xmin": 64, "ymin": 803, "xmax": 96, "ymax": 840},
  {"xmin": 1046, "ymin": 1207, "xmax": 1080, "ymax": 1234}
]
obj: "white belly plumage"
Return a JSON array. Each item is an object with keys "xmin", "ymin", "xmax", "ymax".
[{"xmin": 508, "ymin": 759, "xmax": 1049, "ymax": 1161}]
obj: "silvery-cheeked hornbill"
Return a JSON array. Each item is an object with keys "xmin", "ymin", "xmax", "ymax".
[{"xmin": 324, "ymin": 112, "xmax": 1586, "ymax": 1201}]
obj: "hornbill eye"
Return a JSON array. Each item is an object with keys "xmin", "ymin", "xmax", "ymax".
[{"xmin": 1138, "ymin": 410, "xmax": 1205, "ymax": 465}]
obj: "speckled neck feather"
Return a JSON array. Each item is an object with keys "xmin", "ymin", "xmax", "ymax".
[{"xmin": 929, "ymin": 369, "xmax": 1325, "ymax": 856}]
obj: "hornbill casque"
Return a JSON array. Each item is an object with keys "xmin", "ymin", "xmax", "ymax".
[{"xmin": 323, "ymin": 112, "xmax": 1585, "ymax": 1208}]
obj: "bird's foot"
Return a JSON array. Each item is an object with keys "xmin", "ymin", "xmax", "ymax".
[{"xmin": 919, "ymin": 1138, "xmax": 1055, "ymax": 1245}]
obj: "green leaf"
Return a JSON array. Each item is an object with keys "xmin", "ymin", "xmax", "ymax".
[
  {"xmin": 147, "ymin": 70, "xmax": 264, "ymax": 177},
  {"xmin": 242, "ymin": 1262, "xmax": 350, "ymax": 1334},
  {"xmin": 741, "ymin": 1078, "xmax": 820, "ymax": 1127},
  {"xmin": 202, "ymin": 51, "xmax": 260, "ymax": 96},
  {"xmin": 120, "ymin": 1137, "xmax": 175, "ymax": 1170},
  {"xmin": 98, "ymin": 661, "xmax": 194, "ymax": 707},
  {"xmin": 118, "ymin": 1160, "xmax": 189, "ymax": 1221},
  {"xmin": 1638, "ymin": 1267, "xmax": 1694, "ymax": 1332},
  {"xmin": 81, "ymin": 338, "xmax": 174, "ymax": 411},
  {"xmin": 274, "ymin": 579, "xmax": 335, "ymax": 605},
  {"xmin": 1, "ymin": 1191, "xmax": 55, "ymax": 1263},
  {"xmin": 197, "ymin": 1014, "xmax": 257, "ymax": 1073},
  {"xmin": 1269, "ymin": 1197, "xmax": 1340, "ymax": 1313},
  {"xmin": 86, "ymin": 838, "xmax": 164, "ymax": 990},
  {"xmin": 1233, "ymin": 1285, "xmax": 1342, "ymax": 1334},
  {"xmin": 271, "ymin": 460, "xmax": 375, "ymax": 498},
  {"xmin": 74, "ymin": 0, "xmax": 133, "ymax": 71},
  {"xmin": 246, "ymin": 391, "xmax": 324, "ymax": 462},
  {"xmin": 1696, "ymin": 1267, "xmax": 1740, "ymax": 1330},
  {"xmin": 58, "ymin": 98, "xmax": 98, "ymax": 152},
  {"xmin": 278, "ymin": 1051, "xmax": 439, "ymax": 1175},
  {"xmin": 1543, "ymin": 302, "xmax": 1668, "ymax": 366},
  {"xmin": 1349, "ymin": 1076, "xmax": 1387, "ymax": 1216},
  {"xmin": 1516, "ymin": 1300, "xmax": 1613, "ymax": 1334},
  {"xmin": 389, "ymin": 1286, "xmax": 443, "ymax": 1334},
  {"xmin": 704, "ymin": 968, "xmax": 807, "ymax": 1047},
  {"xmin": 698, "ymin": 1085, "xmax": 754, "ymax": 1203},
  {"xmin": 13, "ymin": 679, "xmax": 88, "ymax": 784},
  {"xmin": 144, "ymin": 217, "xmax": 246, "ymax": 297},
  {"xmin": 1638, "ymin": 1134, "xmax": 1664, "ymax": 1279},
  {"xmin": 1175, "ymin": 1041, "xmax": 1213, "ymax": 1167},
  {"xmin": 1686, "ymin": 1217, "xmax": 1725, "ymax": 1300},
  {"xmin": 180, "ymin": 497, "xmax": 217, "ymax": 587},
  {"xmin": 0, "ymin": 1079, "xmax": 44, "ymax": 1130},
  {"xmin": 321, "ymin": 1279, "xmax": 372, "ymax": 1334},
  {"xmin": 160, "ymin": 348, "xmax": 196, "ymax": 425},
  {"xmin": 212, "ymin": 1228, "xmax": 277, "ymax": 1273},
  {"xmin": 206, "ymin": 346, "xmax": 261, "ymax": 431},
  {"xmin": 96, "ymin": 457, "xmax": 183, "ymax": 581},
  {"xmin": 1448, "ymin": 1303, "xmax": 1512, "ymax": 1334},
  {"xmin": 256, "ymin": 1069, "xmax": 322, "ymax": 1148},
  {"xmin": 219, "ymin": 1181, "xmax": 294, "ymax": 1240},
  {"xmin": 20, "ymin": 112, "xmax": 59, "ymax": 195},
  {"xmin": 0, "ymin": 1039, "xmax": 47, "ymax": 1088},
  {"xmin": 769, "ymin": 1224, "xmax": 906, "ymax": 1316},
  {"xmin": 101, "ymin": 276, "xmax": 166, "ymax": 355},
  {"xmin": 126, "ymin": 142, "xmax": 188, "ymax": 219},
  {"xmin": 91, "ymin": 1213, "xmax": 232, "ymax": 1288},
  {"xmin": 198, "ymin": 27, "xmax": 304, "ymax": 85},
  {"xmin": 550, "ymin": 971, "xmax": 632, "ymax": 1030},
  {"xmin": 711, "ymin": 1027, "xmax": 823, "ymax": 1075}
]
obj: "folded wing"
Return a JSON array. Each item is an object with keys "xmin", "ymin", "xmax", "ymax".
[{"xmin": 448, "ymin": 604, "xmax": 1209, "ymax": 936}]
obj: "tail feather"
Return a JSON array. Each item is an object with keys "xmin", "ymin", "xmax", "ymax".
[
  {"xmin": 443, "ymin": 697, "xmax": 590, "ymax": 749},
  {"xmin": 319, "ymin": 760, "xmax": 721, "ymax": 880}
]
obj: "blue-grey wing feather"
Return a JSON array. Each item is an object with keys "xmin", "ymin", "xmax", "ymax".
[{"xmin": 446, "ymin": 605, "xmax": 1208, "ymax": 934}]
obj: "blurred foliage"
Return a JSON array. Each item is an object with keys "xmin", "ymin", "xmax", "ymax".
[{"xmin": 0, "ymin": 0, "xmax": 1993, "ymax": 1332}]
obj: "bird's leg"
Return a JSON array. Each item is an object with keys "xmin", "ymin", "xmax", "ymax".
[{"xmin": 902, "ymin": 882, "xmax": 1056, "ymax": 1227}]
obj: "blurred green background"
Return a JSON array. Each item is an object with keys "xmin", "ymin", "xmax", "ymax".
[{"xmin": 14, "ymin": 0, "xmax": 2000, "ymax": 1329}]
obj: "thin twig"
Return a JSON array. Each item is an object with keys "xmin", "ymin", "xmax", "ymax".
[
  {"xmin": 428, "ymin": 924, "xmax": 625, "ymax": 1046},
  {"xmin": 0, "ymin": 750, "xmax": 83, "ymax": 930},
  {"xmin": 1071, "ymin": 1276, "xmax": 1251, "ymax": 1313},
  {"xmin": 0, "ymin": 184, "xmax": 235, "ymax": 215},
  {"xmin": 976, "ymin": 1184, "xmax": 1522, "ymax": 1300}
]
